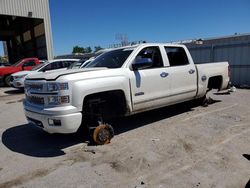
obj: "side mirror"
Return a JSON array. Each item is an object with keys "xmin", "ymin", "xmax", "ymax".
[
  {"xmin": 132, "ymin": 58, "xmax": 153, "ymax": 70},
  {"xmin": 21, "ymin": 65, "xmax": 25, "ymax": 70}
]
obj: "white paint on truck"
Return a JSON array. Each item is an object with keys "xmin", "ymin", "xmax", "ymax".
[{"xmin": 23, "ymin": 43, "xmax": 230, "ymax": 134}]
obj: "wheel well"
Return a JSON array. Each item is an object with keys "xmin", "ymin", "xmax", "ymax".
[
  {"xmin": 3, "ymin": 74, "xmax": 11, "ymax": 85},
  {"xmin": 82, "ymin": 90, "xmax": 127, "ymax": 121},
  {"xmin": 207, "ymin": 76, "xmax": 222, "ymax": 90},
  {"xmin": 4, "ymin": 74, "xmax": 10, "ymax": 79}
]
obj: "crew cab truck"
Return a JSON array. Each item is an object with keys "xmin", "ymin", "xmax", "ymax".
[
  {"xmin": 23, "ymin": 44, "xmax": 230, "ymax": 144},
  {"xmin": 0, "ymin": 57, "xmax": 40, "ymax": 86}
]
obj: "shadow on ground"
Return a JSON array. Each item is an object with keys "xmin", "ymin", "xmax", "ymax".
[
  {"xmin": 4, "ymin": 88, "xmax": 24, "ymax": 94},
  {"xmin": 243, "ymin": 154, "xmax": 250, "ymax": 161},
  {"xmin": 2, "ymin": 125, "xmax": 86, "ymax": 158},
  {"xmin": 245, "ymin": 179, "xmax": 250, "ymax": 188},
  {"xmin": 112, "ymin": 101, "xmax": 198, "ymax": 135},
  {"xmin": 213, "ymin": 91, "xmax": 231, "ymax": 95},
  {"xmin": 2, "ymin": 99, "xmax": 221, "ymax": 158}
]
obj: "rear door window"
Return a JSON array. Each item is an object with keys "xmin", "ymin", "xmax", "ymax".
[
  {"xmin": 52, "ymin": 61, "xmax": 63, "ymax": 69},
  {"xmin": 40, "ymin": 62, "xmax": 60, "ymax": 71},
  {"xmin": 164, "ymin": 47, "xmax": 189, "ymax": 66},
  {"xmin": 61, "ymin": 61, "xmax": 75, "ymax": 68}
]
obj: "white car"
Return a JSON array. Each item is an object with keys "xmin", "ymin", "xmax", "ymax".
[
  {"xmin": 68, "ymin": 57, "xmax": 95, "ymax": 69},
  {"xmin": 10, "ymin": 59, "xmax": 79, "ymax": 89}
]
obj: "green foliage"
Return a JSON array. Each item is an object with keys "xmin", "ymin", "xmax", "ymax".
[
  {"xmin": 0, "ymin": 56, "xmax": 8, "ymax": 63},
  {"xmin": 94, "ymin": 46, "xmax": 103, "ymax": 52},
  {"xmin": 72, "ymin": 46, "xmax": 85, "ymax": 53},
  {"xmin": 72, "ymin": 45, "xmax": 103, "ymax": 54},
  {"xmin": 85, "ymin": 47, "xmax": 92, "ymax": 53}
]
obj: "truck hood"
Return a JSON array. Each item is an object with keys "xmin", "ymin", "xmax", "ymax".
[{"xmin": 26, "ymin": 68, "xmax": 107, "ymax": 80}]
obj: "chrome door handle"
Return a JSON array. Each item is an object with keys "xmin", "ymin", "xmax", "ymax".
[
  {"xmin": 189, "ymin": 69, "xmax": 195, "ymax": 74},
  {"xmin": 160, "ymin": 72, "xmax": 169, "ymax": 78}
]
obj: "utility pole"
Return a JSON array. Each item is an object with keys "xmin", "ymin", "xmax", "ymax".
[{"xmin": 115, "ymin": 33, "xmax": 129, "ymax": 46}]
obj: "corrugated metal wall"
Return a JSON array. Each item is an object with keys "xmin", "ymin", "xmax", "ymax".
[
  {"xmin": 185, "ymin": 34, "xmax": 250, "ymax": 86},
  {"xmin": 0, "ymin": 0, "xmax": 53, "ymax": 59}
]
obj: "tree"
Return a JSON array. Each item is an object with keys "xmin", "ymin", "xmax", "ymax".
[
  {"xmin": 0, "ymin": 56, "xmax": 8, "ymax": 63},
  {"xmin": 72, "ymin": 46, "xmax": 85, "ymax": 53},
  {"xmin": 85, "ymin": 47, "xmax": 92, "ymax": 53},
  {"xmin": 94, "ymin": 46, "xmax": 103, "ymax": 52}
]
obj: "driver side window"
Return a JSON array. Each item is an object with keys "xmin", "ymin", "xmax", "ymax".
[
  {"xmin": 40, "ymin": 62, "xmax": 59, "ymax": 72},
  {"xmin": 23, "ymin": 60, "xmax": 36, "ymax": 67},
  {"xmin": 136, "ymin": 47, "xmax": 163, "ymax": 69}
]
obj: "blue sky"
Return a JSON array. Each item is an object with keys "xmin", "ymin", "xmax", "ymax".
[{"xmin": 1, "ymin": 0, "xmax": 250, "ymax": 56}]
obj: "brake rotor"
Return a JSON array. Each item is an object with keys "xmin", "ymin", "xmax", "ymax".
[{"xmin": 93, "ymin": 124, "xmax": 114, "ymax": 145}]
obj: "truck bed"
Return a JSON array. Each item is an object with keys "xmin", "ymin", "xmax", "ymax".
[{"xmin": 195, "ymin": 61, "xmax": 230, "ymax": 97}]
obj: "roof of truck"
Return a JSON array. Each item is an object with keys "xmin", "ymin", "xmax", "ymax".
[{"xmin": 106, "ymin": 43, "xmax": 186, "ymax": 51}]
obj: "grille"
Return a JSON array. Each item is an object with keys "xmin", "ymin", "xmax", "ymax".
[
  {"xmin": 27, "ymin": 95, "xmax": 44, "ymax": 105},
  {"xmin": 26, "ymin": 83, "xmax": 43, "ymax": 91}
]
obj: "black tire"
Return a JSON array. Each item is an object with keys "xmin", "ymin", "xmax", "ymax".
[{"xmin": 4, "ymin": 75, "xmax": 11, "ymax": 86}]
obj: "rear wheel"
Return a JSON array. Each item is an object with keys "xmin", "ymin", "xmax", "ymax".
[{"xmin": 4, "ymin": 75, "xmax": 11, "ymax": 86}]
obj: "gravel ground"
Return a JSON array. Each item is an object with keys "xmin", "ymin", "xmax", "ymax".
[{"xmin": 0, "ymin": 87, "xmax": 249, "ymax": 188}]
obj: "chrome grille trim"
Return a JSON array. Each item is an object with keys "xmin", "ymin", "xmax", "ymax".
[{"xmin": 26, "ymin": 95, "xmax": 45, "ymax": 105}]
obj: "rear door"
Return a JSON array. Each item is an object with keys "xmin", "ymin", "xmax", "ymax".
[
  {"xmin": 129, "ymin": 46, "xmax": 172, "ymax": 111},
  {"xmin": 164, "ymin": 46, "xmax": 197, "ymax": 103}
]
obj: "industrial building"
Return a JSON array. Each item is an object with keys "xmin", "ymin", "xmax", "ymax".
[
  {"xmin": 182, "ymin": 33, "xmax": 250, "ymax": 87},
  {"xmin": 0, "ymin": 0, "xmax": 53, "ymax": 63}
]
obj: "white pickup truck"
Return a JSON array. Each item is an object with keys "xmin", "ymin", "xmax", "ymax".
[{"xmin": 23, "ymin": 43, "xmax": 230, "ymax": 144}]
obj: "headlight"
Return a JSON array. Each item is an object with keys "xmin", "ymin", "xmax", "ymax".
[
  {"xmin": 47, "ymin": 82, "xmax": 69, "ymax": 92},
  {"xmin": 48, "ymin": 95, "xmax": 70, "ymax": 105},
  {"xmin": 14, "ymin": 74, "xmax": 27, "ymax": 79}
]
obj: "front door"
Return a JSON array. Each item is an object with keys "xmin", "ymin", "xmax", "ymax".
[{"xmin": 129, "ymin": 46, "xmax": 172, "ymax": 112}]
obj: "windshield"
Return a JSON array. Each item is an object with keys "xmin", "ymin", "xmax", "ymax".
[
  {"xmin": 81, "ymin": 59, "xmax": 92, "ymax": 68},
  {"xmin": 86, "ymin": 48, "xmax": 133, "ymax": 68},
  {"xmin": 12, "ymin": 60, "xmax": 23, "ymax": 67},
  {"xmin": 31, "ymin": 63, "xmax": 45, "ymax": 71}
]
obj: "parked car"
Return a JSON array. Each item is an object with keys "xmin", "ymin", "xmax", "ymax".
[
  {"xmin": 68, "ymin": 49, "xmax": 113, "ymax": 70},
  {"xmin": 0, "ymin": 57, "xmax": 40, "ymax": 86},
  {"xmin": 10, "ymin": 59, "xmax": 79, "ymax": 89},
  {"xmin": 39, "ymin": 60, "xmax": 47, "ymax": 64},
  {"xmin": 68, "ymin": 58, "xmax": 94, "ymax": 69},
  {"xmin": 23, "ymin": 43, "xmax": 230, "ymax": 144}
]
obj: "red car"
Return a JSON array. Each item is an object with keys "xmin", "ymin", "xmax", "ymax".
[{"xmin": 0, "ymin": 57, "xmax": 41, "ymax": 86}]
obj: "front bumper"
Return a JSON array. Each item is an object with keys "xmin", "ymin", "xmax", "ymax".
[
  {"xmin": 10, "ymin": 78, "xmax": 25, "ymax": 88},
  {"xmin": 24, "ymin": 108, "xmax": 82, "ymax": 134},
  {"xmin": 10, "ymin": 81, "xmax": 24, "ymax": 88}
]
